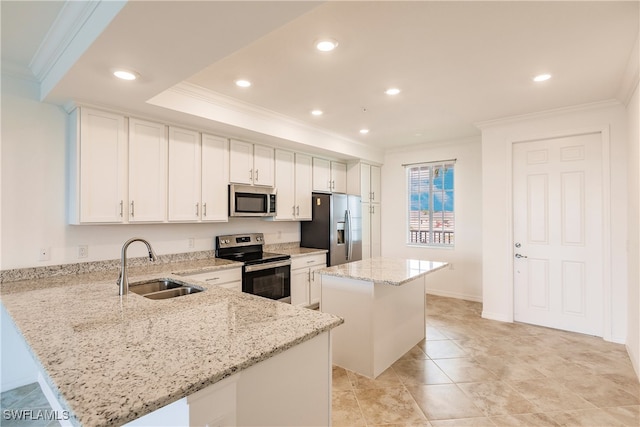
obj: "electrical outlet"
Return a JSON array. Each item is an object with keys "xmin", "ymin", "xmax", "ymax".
[
  {"xmin": 39, "ymin": 247, "xmax": 51, "ymax": 261},
  {"xmin": 78, "ymin": 245, "xmax": 88, "ymax": 258},
  {"xmin": 188, "ymin": 238, "xmax": 195, "ymax": 248}
]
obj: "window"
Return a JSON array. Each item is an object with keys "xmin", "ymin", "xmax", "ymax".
[{"xmin": 407, "ymin": 161, "xmax": 455, "ymax": 246}]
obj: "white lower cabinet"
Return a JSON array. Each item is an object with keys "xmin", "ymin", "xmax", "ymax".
[
  {"xmin": 178, "ymin": 267, "xmax": 242, "ymax": 292},
  {"xmin": 290, "ymin": 253, "xmax": 326, "ymax": 307}
]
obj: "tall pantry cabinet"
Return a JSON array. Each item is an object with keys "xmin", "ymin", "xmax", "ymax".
[{"xmin": 347, "ymin": 162, "xmax": 381, "ymax": 259}]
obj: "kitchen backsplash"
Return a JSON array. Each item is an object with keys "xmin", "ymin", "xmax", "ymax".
[{"xmin": 1, "ymin": 242, "xmax": 302, "ymax": 284}]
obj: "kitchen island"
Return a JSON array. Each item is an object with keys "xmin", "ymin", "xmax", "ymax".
[
  {"xmin": 318, "ymin": 258, "xmax": 447, "ymax": 378},
  {"xmin": 1, "ymin": 257, "xmax": 343, "ymax": 426}
]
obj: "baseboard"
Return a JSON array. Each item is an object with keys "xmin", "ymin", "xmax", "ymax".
[
  {"xmin": 425, "ymin": 288, "xmax": 482, "ymax": 303},
  {"xmin": 481, "ymin": 310, "xmax": 512, "ymax": 323}
]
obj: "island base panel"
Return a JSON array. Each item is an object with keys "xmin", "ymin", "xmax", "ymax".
[{"xmin": 321, "ymin": 275, "xmax": 426, "ymax": 378}]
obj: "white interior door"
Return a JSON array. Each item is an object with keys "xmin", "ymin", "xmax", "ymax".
[{"xmin": 513, "ymin": 133, "xmax": 603, "ymax": 336}]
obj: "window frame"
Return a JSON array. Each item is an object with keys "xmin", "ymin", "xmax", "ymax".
[{"xmin": 406, "ymin": 160, "xmax": 455, "ymax": 248}]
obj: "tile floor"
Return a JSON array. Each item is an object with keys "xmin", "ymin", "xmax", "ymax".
[
  {"xmin": 2, "ymin": 295, "xmax": 638, "ymax": 426},
  {"xmin": 332, "ymin": 295, "xmax": 640, "ymax": 427}
]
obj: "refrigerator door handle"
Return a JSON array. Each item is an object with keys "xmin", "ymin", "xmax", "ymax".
[{"xmin": 346, "ymin": 209, "xmax": 353, "ymax": 261}]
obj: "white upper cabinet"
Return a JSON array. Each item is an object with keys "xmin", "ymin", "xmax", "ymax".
[
  {"xmin": 128, "ymin": 118, "xmax": 168, "ymax": 222},
  {"xmin": 168, "ymin": 130, "xmax": 229, "ymax": 222},
  {"xmin": 294, "ymin": 153, "xmax": 312, "ymax": 220},
  {"xmin": 347, "ymin": 162, "xmax": 381, "ymax": 202},
  {"xmin": 312, "ymin": 158, "xmax": 346, "ymax": 193},
  {"xmin": 69, "ymin": 107, "xmax": 128, "ymax": 224},
  {"xmin": 201, "ymin": 134, "xmax": 229, "ymax": 222},
  {"xmin": 229, "ymin": 140, "xmax": 274, "ymax": 186},
  {"xmin": 275, "ymin": 150, "xmax": 295, "ymax": 220},
  {"xmin": 168, "ymin": 127, "xmax": 201, "ymax": 222},
  {"xmin": 274, "ymin": 150, "xmax": 312, "ymax": 221},
  {"xmin": 253, "ymin": 144, "xmax": 275, "ymax": 186}
]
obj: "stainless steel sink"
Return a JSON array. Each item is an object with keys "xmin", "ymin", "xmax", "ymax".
[{"xmin": 129, "ymin": 279, "xmax": 204, "ymax": 300}]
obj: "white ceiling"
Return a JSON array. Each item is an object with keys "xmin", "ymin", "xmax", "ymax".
[{"xmin": 2, "ymin": 1, "xmax": 639, "ymax": 159}]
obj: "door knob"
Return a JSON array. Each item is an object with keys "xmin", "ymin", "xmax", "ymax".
[
  {"xmin": 515, "ymin": 253, "xmax": 528, "ymax": 259},
  {"xmin": 515, "ymin": 242, "xmax": 521, "ymax": 248}
]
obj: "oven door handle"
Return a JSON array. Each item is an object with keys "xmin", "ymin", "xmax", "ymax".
[{"xmin": 244, "ymin": 259, "xmax": 292, "ymax": 272}]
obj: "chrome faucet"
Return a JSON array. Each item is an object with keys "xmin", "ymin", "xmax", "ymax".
[{"xmin": 117, "ymin": 237, "xmax": 158, "ymax": 295}]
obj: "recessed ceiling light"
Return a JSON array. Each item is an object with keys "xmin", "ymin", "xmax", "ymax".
[
  {"xmin": 316, "ymin": 39, "xmax": 338, "ymax": 52},
  {"xmin": 359, "ymin": 129, "xmax": 369, "ymax": 134},
  {"xmin": 385, "ymin": 88, "xmax": 401, "ymax": 95},
  {"xmin": 113, "ymin": 70, "xmax": 138, "ymax": 81},
  {"xmin": 533, "ymin": 73, "xmax": 552, "ymax": 82},
  {"xmin": 311, "ymin": 109, "xmax": 323, "ymax": 116},
  {"xmin": 235, "ymin": 79, "xmax": 252, "ymax": 87}
]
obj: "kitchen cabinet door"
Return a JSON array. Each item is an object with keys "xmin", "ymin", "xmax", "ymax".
[
  {"xmin": 229, "ymin": 140, "xmax": 253, "ymax": 185},
  {"xmin": 71, "ymin": 107, "xmax": 127, "ymax": 224},
  {"xmin": 370, "ymin": 204, "xmax": 381, "ymax": 257},
  {"xmin": 274, "ymin": 150, "xmax": 295, "ymax": 220},
  {"xmin": 309, "ymin": 264, "xmax": 324, "ymax": 306},
  {"xmin": 370, "ymin": 165, "xmax": 381, "ymax": 203},
  {"xmin": 312, "ymin": 158, "xmax": 331, "ymax": 192},
  {"xmin": 331, "ymin": 161, "xmax": 347, "ymax": 193},
  {"xmin": 253, "ymin": 144, "xmax": 274, "ymax": 186},
  {"xmin": 129, "ymin": 118, "xmax": 168, "ymax": 222},
  {"xmin": 361, "ymin": 203, "xmax": 372, "ymax": 260},
  {"xmin": 168, "ymin": 127, "xmax": 201, "ymax": 222},
  {"xmin": 201, "ymin": 134, "xmax": 229, "ymax": 222},
  {"xmin": 291, "ymin": 268, "xmax": 310, "ymax": 306},
  {"xmin": 295, "ymin": 153, "xmax": 312, "ymax": 220}
]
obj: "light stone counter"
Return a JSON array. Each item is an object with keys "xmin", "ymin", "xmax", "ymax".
[
  {"xmin": 318, "ymin": 257, "xmax": 447, "ymax": 378},
  {"xmin": 1, "ymin": 258, "xmax": 343, "ymax": 426},
  {"xmin": 317, "ymin": 257, "xmax": 448, "ymax": 285},
  {"xmin": 270, "ymin": 247, "xmax": 327, "ymax": 258}
]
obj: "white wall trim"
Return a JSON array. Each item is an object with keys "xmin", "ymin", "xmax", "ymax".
[
  {"xmin": 475, "ymin": 100, "xmax": 622, "ymax": 131},
  {"xmin": 148, "ymin": 82, "xmax": 384, "ymax": 164},
  {"xmin": 426, "ymin": 289, "xmax": 482, "ymax": 303},
  {"xmin": 616, "ymin": 33, "xmax": 640, "ymax": 106},
  {"xmin": 482, "ymin": 310, "xmax": 512, "ymax": 323}
]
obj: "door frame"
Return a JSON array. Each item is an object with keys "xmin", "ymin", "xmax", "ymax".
[{"xmin": 506, "ymin": 125, "xmax": 612, "ymax": 340}]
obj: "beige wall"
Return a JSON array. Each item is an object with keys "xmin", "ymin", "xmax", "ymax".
[{"xmin": 381, "ymin": 137, "xmax": 483, "ymax": 301}]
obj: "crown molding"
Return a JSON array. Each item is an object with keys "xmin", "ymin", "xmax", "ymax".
[
  {"xmin": 28, "ymin": 1, "xmax": 101, "ymax": 82},
  {"xmin": 474, "ymin": 99, "xmax": 623, "ymax": 130},
  {"xmin": 616, "ymin": 32, "xmax": 639, "ymax": 106}
]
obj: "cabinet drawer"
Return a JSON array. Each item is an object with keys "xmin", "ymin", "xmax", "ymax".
[
  {"xmin": 180, "ymin": 268, "xmax": 241, "ymax": 285},
  {"xmin": 291, "ymin": 253, "xmax": 326, "ymax": 270}
]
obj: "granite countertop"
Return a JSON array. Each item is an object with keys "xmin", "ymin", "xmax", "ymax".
[
  {"xmin": 270, "ymin": 247, "xmax": 328, "ymax": 257},
  {"xmin": 318, "ymin": 257, "xmax": 449, "ymax": 285},
  {"xmin": 0, "ymin": 257, "xmax": 343, "ymax": 427}
]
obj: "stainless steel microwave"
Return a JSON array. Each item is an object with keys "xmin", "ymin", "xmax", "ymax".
[{"xmin": 229, "ymin": 184, "xmax": 276, "ymax": 217}]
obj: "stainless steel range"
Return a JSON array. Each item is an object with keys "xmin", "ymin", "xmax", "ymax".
[{"xmin": 215, "ymin": 233, "xmax": 291, "ymax": 303}]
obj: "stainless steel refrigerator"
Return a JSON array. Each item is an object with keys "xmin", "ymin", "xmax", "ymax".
[{"xmin": 300, "ymin": 193, "xmax": 362, "ymax": 266}]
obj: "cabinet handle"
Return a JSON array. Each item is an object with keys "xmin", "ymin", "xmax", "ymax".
[
  {"xmin": 249, "ymin": 169, "xmax": 253, "ymax": 181},
  {"xmin": 195, "ymin": 202, "xmax": 199, "ymax": 217},
  {"xmin": 296, "ymin": 206, "xmax": 300, "ymax": 216},
  {"xmin": 255, "ymin": 169, "xmax": 259, "ymax": 182},
  {"xmin": 292, "ymin": 206, "xmax": 296, "ymax": 216},
  {"xmin": 372, "ymin": 205, "xmax": 375, "ymax": 214},
  {"xmin": 371, "ymin": 191, "xmax": 375, "ymax": 201},
  {"xmin": 307, "ymin": 260, "xmax": 314, "ymax": 264},
  {"xmin": 130, "ymin": 201, "xmax": 135, "ymax": 217},
  {"xmin": 203, "ymin": 203, "xmax": 207, "ymax": 217},
  {"xmin": 119, "ymin": 200, "xmax": 123, "ymax": 217},
  {"xmin": 205, "ymin": 277, "xmax": 220, "ymax": 282}
]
